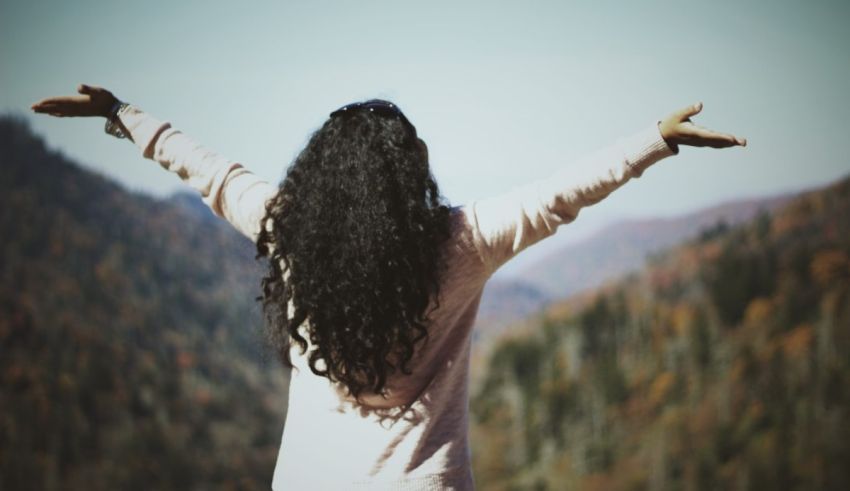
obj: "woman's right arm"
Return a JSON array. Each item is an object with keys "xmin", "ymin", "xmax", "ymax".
[
  {"xmin": 32, "ymin": 84, "xmax": 278, "ymax": 244},
  {"xmin": 114, "ymin": 104, "xmax": 278, "ymax": 244}
]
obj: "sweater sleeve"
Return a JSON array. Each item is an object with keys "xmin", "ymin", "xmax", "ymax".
[
  {"xmin": 115, "ymin": 104, "xmax": 278, "ymax": 243},
  {"xmin": 464, "ymin": 120, "xmax": 678, "ymax": 276}
]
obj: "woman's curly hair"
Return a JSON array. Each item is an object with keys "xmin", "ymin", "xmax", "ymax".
[{"xmin": 255, "ymin": 99, "xmax": 453, "ymax": 402}]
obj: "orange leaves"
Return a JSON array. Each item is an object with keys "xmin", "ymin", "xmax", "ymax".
[
  {"xmin": 781, "ymin": 324, "xmax": 813, "ymax": 360},
  {"xmin": 745, "ymin": 322, "xmax": 814, "ymax": 365},
  {"xmin": 811, "ymin": 249, "xmax": 849, "ymax": 287},
  {"xmin": 647, "ymin": 371, "xmax": 676, "ymax": 410},
  {"xmin": 743, "ymin": 297, "xmax": 773, "ymax": 328},
  {"xmin": 176, "ymin": 350, "xmax": 196, "ymax": 370},
  {"xmin": 701, "ymin": 241, "xmax": 723, "ymax": 262},
  {"xmin": 671, "ymin": 304, "xmax": 695, "ymax": 336},
  {"xmin": 648, "ymin": 267, "xmax": 678, "ymax": 292},
  {"xmin": 194, "ymin": 388, "xmax": 212, "ymax": 406},
  {"xmin": 771, "ymin": 200, "xmax": 812, "ymax": 238}
]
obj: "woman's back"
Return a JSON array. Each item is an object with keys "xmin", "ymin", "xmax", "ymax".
[
  {"xmin": 274, "ymin": 206, "xmax": 488, "ymax": 489},
  {"xmin": 272, "ymin": 113, "xmax": 678, "ymax": 488}
]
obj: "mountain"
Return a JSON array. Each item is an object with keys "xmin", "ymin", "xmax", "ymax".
[
  {"xmin": 474, "ymin": 193, "xmax": 795, "ymax": 341},
  {"xmin": 472, "ymin": 279, "xmax": 551, "ymax": 342},
  {"xmin": 518, "ymin": 194, "xmax": 794, "ymax": 298},
  {"xmin": 469, "ymin": 171, "xmax": 850, "ymax": 490},
  {"xmin": 0, "ymin": 115, "xmax": 288, "ymax": 491}
]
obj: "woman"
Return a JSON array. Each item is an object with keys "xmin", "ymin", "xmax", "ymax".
[{"xmin": 31, "ymin": 84, "xmax": 746, "ymax": 490}]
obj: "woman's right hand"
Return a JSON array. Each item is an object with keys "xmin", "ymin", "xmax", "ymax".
[
  {"xmin": 31, "ymin": 84, "xmax": 120, "ymax": 118},
  {"xmin": 659, "ymin": 102, "xmax": 747, "ymax": 153}
]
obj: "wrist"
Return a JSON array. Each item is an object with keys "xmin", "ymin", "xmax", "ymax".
[
  {"xmin": 104, "ymin": 97, "xmax": 123, "ymax": 119},
  {"xmin": 657, "ymin": 120, "xmax": 680, "ymax": 154},
  {"xmin": 104, "ymin": 101, "xmax": 130, "ymax": 139}
]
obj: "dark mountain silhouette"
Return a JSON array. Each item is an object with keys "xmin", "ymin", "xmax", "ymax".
[{"xmin": 0, "ymin": 115, "xmax": 288, "ymax": 491}]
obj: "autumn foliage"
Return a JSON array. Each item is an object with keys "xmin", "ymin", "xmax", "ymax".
[
  {"xmin": 470, "ymin": 172, "xmax": 850, "ymax": 489},
  {"xmin": 0, "ymin": 116, "xmax": 288, "ymax": 490}
]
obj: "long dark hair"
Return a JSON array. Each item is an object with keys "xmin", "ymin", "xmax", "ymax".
[{"xmin": 255, "ymin": 99, "xmax": 453, "ymax": 402}]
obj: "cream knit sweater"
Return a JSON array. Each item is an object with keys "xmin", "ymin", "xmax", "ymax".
[{"xmin": 116, "ymin": 105, "xmax": 677, "ymax": 490}]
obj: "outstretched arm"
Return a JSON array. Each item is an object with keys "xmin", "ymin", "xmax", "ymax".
[
  {"xmin": 31, "ymin": 84, "xmax": 277, "ymax": 243},
  {"xmin": 465, "ymin": 102, "xmax": 747, "ymax": 276}
]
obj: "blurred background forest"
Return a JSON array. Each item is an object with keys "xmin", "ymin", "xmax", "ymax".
[
  {"xmin": 1, "ymin": 116, "xmax": 288, "ymax": 490},
  {"xmin": 469, "ymin": 168, "xmax": 850, "ymax": 489},
  {"xmin": 2, "ymin": 115, "xmax": 849, "ymax": 490}
]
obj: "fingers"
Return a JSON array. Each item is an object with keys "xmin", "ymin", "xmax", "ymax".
[
  {"xmin": 30, "ymin": 102, "xmax": 68, "ymax": 117},
  {"xmin": 697, "ymin": 127, "xmax": 747, "ymax": 147},
  {"xmin": 32, "ymin": 84, "xmax": 112, "ymax": 118},
  {"xmin": 31, "ymin": 97, "xmax": 72, "ymax": 111},
  {"xmin": 724, "ymin": 131, "xmax": 746, "ymax": 146},
  {"xmin": 673, "ymin": 102, "xmax": 703, "ymax": 122},
  {"xmin": 684, "ymin": 125, "xmax": 747, "ymax": 148},
  {"xmin": 30, "ymin": 95, "xmax": 90, "ymax": 117},
  {"xmin": 78, "ymin": 83, "xmax": 109, "ymax": 96},
  {"xmin": 31, "ymin": 102, "xmax": 64, "ymax": 117},
  {"xmin": 31, "ymin": 100, "xmax": 57, "ymax": 112}
]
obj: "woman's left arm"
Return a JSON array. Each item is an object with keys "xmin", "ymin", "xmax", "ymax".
[
  {"xmin": 32, "ymin": 84, "xmax": 278, "ymax": 244},
  {"xmin": 463, "ymin": 102, "xmax": 747, "ymax": 276}
]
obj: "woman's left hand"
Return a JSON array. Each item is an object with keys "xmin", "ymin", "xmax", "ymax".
[
  {"xmin": 659, "ymin": 102, "xmax": 747, "ymax": 154},
  {"xmin": 31, "ymin": 84, "xmax": 120, "ymax": 118}
]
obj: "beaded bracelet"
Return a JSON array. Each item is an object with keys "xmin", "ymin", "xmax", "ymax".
[{"xmin": 104, "ymin": 101, "xmax": 130, "ymax": 139}]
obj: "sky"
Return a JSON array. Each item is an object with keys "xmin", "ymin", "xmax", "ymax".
[{"xmin": 2, "ymin": 0, "xmax": 849, "ymax": 277}]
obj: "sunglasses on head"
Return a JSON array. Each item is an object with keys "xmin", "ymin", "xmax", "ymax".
[{"xmin": 329, "ymin": 100, "xmax": 405, "ymax": 119}]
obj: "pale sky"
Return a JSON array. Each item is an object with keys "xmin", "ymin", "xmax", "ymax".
[{"xmin": 2, "ymin": 0, "xmax": 849, "ymax": 276}]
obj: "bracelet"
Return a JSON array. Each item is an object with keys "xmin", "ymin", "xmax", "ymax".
[{"xmin": 104, "ymin": 101, "xmax": 130, "ymax": 139}]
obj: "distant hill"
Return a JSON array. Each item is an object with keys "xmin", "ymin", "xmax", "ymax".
[
  {"xmin": 473, "ymin": 279, "xmax": 550, "ymax": 342},
  {"xmin": 519, "ymin": 194, "xmax": 795, "ymax": 298},
  {"xmin": 470, "ymin": 170, "xmax": 850, "ymax": 490},
  {"xmin": 474, "ymin": 193, "xmax": 795, "ymax": 341},
  {"xmin": 0, "ymin": 115, "xmax": 287, "ymax": 490}
]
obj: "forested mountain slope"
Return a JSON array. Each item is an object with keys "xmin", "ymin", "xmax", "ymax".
[
  {"xmin": 0, "ymin": 115, "xmax": 288, "ymax": 490},
  {"xmin": 470, "ymin": 171, "xmax": 850, "ymax": 490}
]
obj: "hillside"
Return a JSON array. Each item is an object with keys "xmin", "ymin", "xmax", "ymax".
[
  {"xmin": 0, "ymin": 115, "xmax": 288, "ymax": 490},
  {"xmin": 470, "ymin": 172, "xmax": 850, "ymax": 489},
  {"xmin": 519, "ymin": 194, "xmax": 793, "ymax": 299},
  {"xmin": 474, "ymin": 194, "xmax": 793, "ymax": 341}
]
